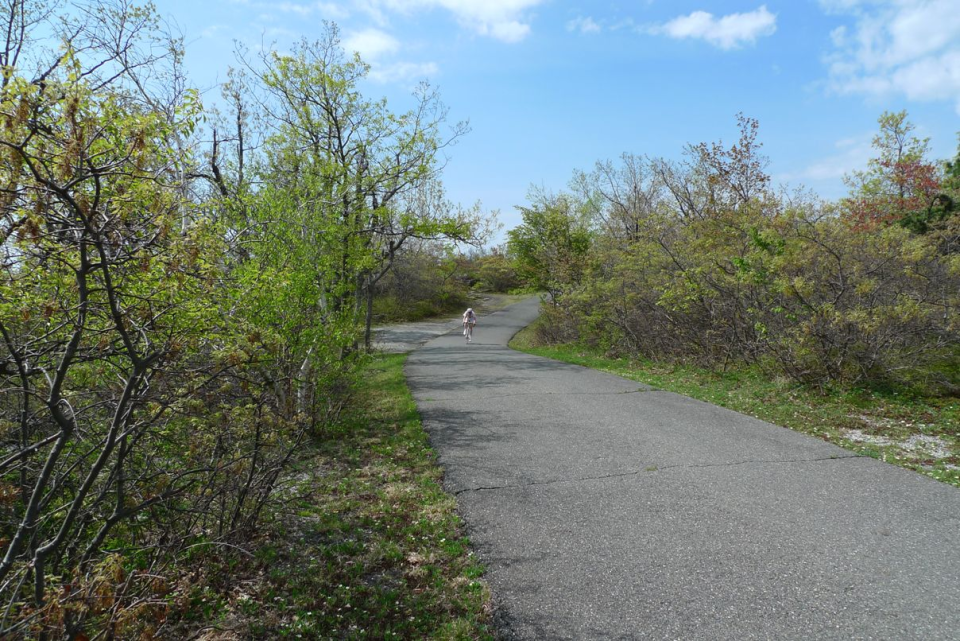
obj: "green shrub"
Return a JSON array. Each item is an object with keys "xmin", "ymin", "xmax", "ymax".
[{"xmin": 529, "ymin": 116, "xmax": 959, "ymax": 394}]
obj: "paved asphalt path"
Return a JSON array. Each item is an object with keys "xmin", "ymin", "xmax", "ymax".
[
  {"xmin": 405, "ymin": 296, "xmax": 960, "ymax": 640},
  {"xmin": 372, "ymin": 317, "xmax": 464, "ymax": 353},
  {"xmin": 372, "ymin": 294, "xmax": 526, "ymax": 353}
]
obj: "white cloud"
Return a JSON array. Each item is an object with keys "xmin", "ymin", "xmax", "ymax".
[
  {"xmin": 360, "ymin": 0, "xmax": 545, "ymax": 42},
  {"xmin": 487, "ymin": 20, "xmax": 530, "ymax": 43},
  {"xmin": 259, "ymin": 1, "xmax": 350, "ymax": 19},
  {"xmin": 368, "ymin": 60, "xmax": 439, "ymax": 83},
  {"xmin": 822, "ymin": 0, "xmax": 960, "ymax": 113},
  {"xmin": 342, "ymin": 27, "xmax": 400, "ymax": 60},
  {"xmin": 353, "ymin": 0, "xmax": 389, "ymax": 26},
  {"xmin": 264, "ymin": 26, "xmax": 301, "ymax": 40},
  {"xmin": 275, "ymin": 2, "xmax": 314, "ymax": 17},
  {"xmin": 782, "ymin": 135, "xmax": 874, "ymax": 183},
  {"xmin": 316, "ymin": 1, "xmax": 350, "ymax": 18},
  {"xmin": 567, "ymin": 16, "xmax": 601, "ymax": 34},
  {"xmin": 830, "ymin": 25, "xmax": 847, "ymax": 47},
  {"xmin": 646, "ymin": 5, "xmax": 777, "ymax": 50},
  {"xmin": 818, "ymin": 0, "xmax": 868, "ymax": 13},
  {"xmin": 609, "ymin": 18, "xmax": 636, "ymax": 31},
  {"xmin": 201, "ymin": 24, "xmax": 230, "ymax": 39},
  {"xmin": 342, "ymin": 27, "xmax": 437, "ymax": 84}
]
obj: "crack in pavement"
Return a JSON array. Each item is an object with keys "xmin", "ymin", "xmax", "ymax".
[{"xmin": 453, "ymin": 453, "xmax": 865, "ymax": 495}]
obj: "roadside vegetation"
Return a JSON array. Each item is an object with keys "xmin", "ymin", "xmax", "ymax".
[
  {"xmin": 165, "ymin": 354, "xmax": 492, "ymax": 639},
  {"xmin": 372, "ymin": 246, "xmax": 526, "ymax": 323},
  {"xmin": 508, "ymin": 111, "xmax": 960, "ymax": 489},
  {"xmin": 0, "ymin": 1, "xmax": 493, "ymax": 636}
]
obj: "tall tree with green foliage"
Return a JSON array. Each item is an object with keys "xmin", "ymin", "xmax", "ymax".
[
  {"xmin": 844, "ymin": 110, "xmax": 943, "ymax": 230},
  {"xmin": 213, "ymin": 26, "xmax": 480, "ymax": 405},
  {"xmin": 508, "ymin": 193, "xmax": 592, "ymax": 303}
]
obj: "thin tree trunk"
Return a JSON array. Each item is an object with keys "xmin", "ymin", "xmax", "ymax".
[{"xmin": 364, "ymin": 280, "xmax": 374, "ymax": 350}]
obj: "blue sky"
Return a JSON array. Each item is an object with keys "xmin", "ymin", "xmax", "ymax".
[{"xmin": 159, "ymin": 0, "xmax": 960, "ymax": 237}]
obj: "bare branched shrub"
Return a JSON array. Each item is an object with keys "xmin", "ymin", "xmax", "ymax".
[
  {"xmin": 531, "ymin": 116, "xmax": 959, "ymax": 393},
  {"xmin": 0, "ymin": 2, "xmax": 310, "ymax": 635}
]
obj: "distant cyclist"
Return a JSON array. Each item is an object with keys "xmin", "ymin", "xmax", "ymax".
[{"xmin": 462, "ymin": 308, "xmax": 477, "ymax": 342}]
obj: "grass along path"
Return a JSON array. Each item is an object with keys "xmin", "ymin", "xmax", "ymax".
[
  {"xmin": 510, "ymin": 324, "xmax": 960, "ymax": 489},
  {"xmin": 179, "ymin": 354, "xmax": 492, "ymax": 639}
]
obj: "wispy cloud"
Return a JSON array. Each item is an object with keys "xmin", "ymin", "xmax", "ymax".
[
  {"xmin": 567, "ymin": 16, "xmax": 601, "ymax": 34},
  {"xmin": 780, "ymin": 135, "xmax": 873, "ymax": 185},
  {"xmin": 359, "ymin": 0, "xmax": 545, "ymax": 43},
  {"xmin": 342, "ymin": 27, "xmax": 437, "ymax": 84},
  {"xmin": 645, "ymin": 5, "xmax": 777, "ymax": 50},
  {"xmin": 316, "ymin": 1, "xmax": 350, "ymax": 18},
  {"xmin": 342, "ymin": 27, "xmax": 400, "ymax": 59},
  {"xmin": 275, "ymin": 2, "xmax": 314, "ymax": 17},
  {"xmin": 368, "ymin": 60, "xmax": 439, "ymax": 83},
  {"xmin": 821, "ymin": 0, "xmax": 960, "ymax": 114},
  {"xmin": 236, "ymin": 0, "xmax": 350, "ymax": 19},
  {"xmin": 263, "ymin": 26, "xmax": 302, "ymax": 40},
  {"xmin": 201, "ymin": 24, "xmax": 231, "ymax": 39}
]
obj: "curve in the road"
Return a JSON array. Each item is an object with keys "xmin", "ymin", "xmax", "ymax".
[{"xmin": 406, "ymin": 296, "xmax": 960, "ymax": 640}]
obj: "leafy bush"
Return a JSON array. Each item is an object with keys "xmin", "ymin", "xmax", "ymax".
[
  {"xmin": 0, "ymin": 19, "xmax": 306, "ymax": 636},
  {"xmin": 0, "ymin": 4, "xmax": 482, "ymax": 636},
  {"xmin": 532, "ymin": 115, "xmax": 959, "ymax": 394},
  {"xmin": 372, "ymin": 243, "xmax": 470, "ymax": 321}
]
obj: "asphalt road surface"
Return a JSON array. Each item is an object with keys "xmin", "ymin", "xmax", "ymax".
[
  {"xmin": 405, "ymin": 296, "xmax": 960, "ymax": 640},
  {"xmin": 372, "ymin": 294, "xmax": 527, "ymax": 353}
]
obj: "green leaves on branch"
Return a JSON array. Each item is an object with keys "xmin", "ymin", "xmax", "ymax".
[
  {"xmin": 844, "ymin": 110, "xmax": 957, "ymax": 234},
  {"xmin": 522, "ymin": 114, "xmax": 959, "ymax": 394},
  {"xmin": 221, "ymin": 25, "xmax": 477, "ymax": 354},
  {"xmin": 0, "ymin": 7, "xmax": 494, "ymax": 637},
  {"xmin": 508, "ymin": 194, "xmax": 592, "ymax": 303}
]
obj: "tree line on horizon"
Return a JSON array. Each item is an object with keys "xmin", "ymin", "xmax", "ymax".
[{"xmin": 509, "ymin": 111, "xmax": 959, "ymax": 394}]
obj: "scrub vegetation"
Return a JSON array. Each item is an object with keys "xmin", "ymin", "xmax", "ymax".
[
  {"xmin": 0, "ymin": 1, "xmax": 491, "ymax": 636},
  {"xmin": 508, "ymin": 112, "xmax": 960, "ymax": 487},
  {"xmin": 371, "ymin": 247, "xmax": 523, "ymax": 323},
  {"xmin": 165, "ymin": 354, "xmax": 493, "ymax": 639}
]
